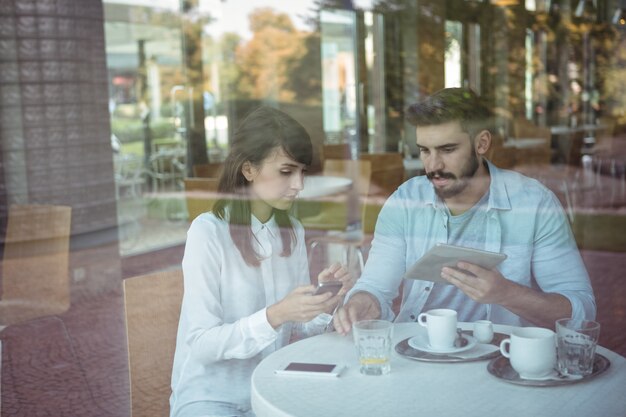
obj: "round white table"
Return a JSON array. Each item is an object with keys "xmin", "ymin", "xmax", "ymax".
[
  {"xmin": 299, "ymin": 175, "xmax": 353, "ymax": 199},
  {"xmin": 251, "ymin": 323, "xmax": 626, "ymax": 417}
]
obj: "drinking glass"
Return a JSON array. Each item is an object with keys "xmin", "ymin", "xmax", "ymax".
[
  {"xmin": 556, "ymin": 318, "xmax": 600, "ymax": 377},
  {"xmin": 353, "ymin": 320, "xmax": 393, "ymax": 376}
]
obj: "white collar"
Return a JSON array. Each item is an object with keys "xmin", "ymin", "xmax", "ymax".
[{"xmin": 251, "ymin": 213, "xmax": 278, "ymax": 238}]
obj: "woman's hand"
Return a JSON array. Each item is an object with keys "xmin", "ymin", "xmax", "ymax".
[
  {"xmin": 317, "ymin": 263, "xmax": 354, "ymax": 297},
  {"xmin": 267, "ymin": 285, "xmax": 339, "ymax": 328}
]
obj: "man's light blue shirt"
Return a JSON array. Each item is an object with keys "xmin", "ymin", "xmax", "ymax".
[{"xmin": 349, "ymin": 161, "xmax": 596, "ymax": 327}]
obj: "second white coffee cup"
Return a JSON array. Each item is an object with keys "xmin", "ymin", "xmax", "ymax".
[
  {"xmin": 418, "ymin": 308, "xmax": 458, "ymax": 349},
  {"xmin": 500, "ymin": 327, "xmax": 556, "ymax": 379}
]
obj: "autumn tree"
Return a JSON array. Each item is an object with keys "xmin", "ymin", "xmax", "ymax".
[{"xmin": 235, "ymin": 8, "xmax": 309, "ymax": 102}]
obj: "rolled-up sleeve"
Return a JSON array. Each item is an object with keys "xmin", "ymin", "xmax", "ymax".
[
  {"xmin": 532, "ymin": 192, "xmax": 596, "ymax": 320},
  {"xmin": 346, "ymin": 194, "xmax": 409, "ymax": 321}
]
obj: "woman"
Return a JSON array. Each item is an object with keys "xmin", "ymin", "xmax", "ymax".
[{"xmin": 170, "ymin": 107, "xmax": 350, "ymax": 417}]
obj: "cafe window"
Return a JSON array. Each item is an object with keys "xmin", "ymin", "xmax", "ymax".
[
  {"xmin": 1, "ymin": 0, "xmax": 626, "ymax": 415},
  {"xmin": 445, "ymin": 20, "xmax": 463, "ymax": 88}
]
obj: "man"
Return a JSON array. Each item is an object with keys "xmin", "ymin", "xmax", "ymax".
[{"xmin": 334, "ymin": 88, "xmax": 595, "ymax": 334}]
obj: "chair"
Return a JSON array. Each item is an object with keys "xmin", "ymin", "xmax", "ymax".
[
  {"xmin": 148, "ymin": 148, "xmax": 186, "ymax": 192},
  {"xmin": 114, "ymin": 153, "xmax": 147, "ymax": 199},
  {"xmin": 307, "ymin": 196, "xmax": 384, "ymax": 274},
  {"xmin": 562, "ymin": 157, "xmax": 626, "ymax": 251},
  {"xmin": 360, "ymin": 152, "xmax": 404, "ymax": 197},
  {"xmin": 123, "ymin": 269, "xmax": 184, "ymax": 417},
  {"xmin": 299, "ymin": 159, "xmax": 371, "ymax": 231},
  {"xmin": 0, "ymin": 204, "xmax": 72, "ymax": 327},
  {"xmin": 322, "ymin": 143, "xmax": 351, "ymax": 161},
  {"xmin": 592, "ymin": 116, "xmax": 617, "ymax": 154},
  {"xmin": 192, "ymin": 162, "xmax": 224, "ymax": 178},
  {"xmin": 302, "ymin": 159, "xmax": 372, "ymax": 274},
  {"xmin": 511, "ymin": 118, "xmax": 552, "ymax": 166},
  {"xmin": 184, "ymin": 177, "xmax": 220, "ymax": 221},
  {"xmin": 487, "ymin": 132, "xmax": 517, "ymax": 169}
]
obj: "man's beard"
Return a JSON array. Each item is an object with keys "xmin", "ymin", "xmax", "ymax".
[{"xmin": 427, "ymin": 152, "xmax": 480, "ymax": 199}]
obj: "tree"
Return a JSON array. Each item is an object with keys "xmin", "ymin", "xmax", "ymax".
[{"xmin": 234, "ymin": 8, "xmax": 309, "ymax": 102}]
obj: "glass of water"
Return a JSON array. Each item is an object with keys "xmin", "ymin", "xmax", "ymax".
[
  {"xmin": 353, "ymin": 320, "xmax": 393, "ymax": 376},
  {"xmin": 556, "ymin": 318, "xmax": 601, "ymax": 377}
]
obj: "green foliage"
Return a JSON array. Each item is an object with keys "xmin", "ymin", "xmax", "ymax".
[
  {"xmin": 111, "ymin": 118, "xmax": 175, "ymax": 143},
  {"xmin": 120, "ymin": 140, "xmax": 145, "ymax": 157}
]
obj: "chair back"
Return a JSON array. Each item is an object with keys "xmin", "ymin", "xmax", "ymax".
[
  {"xmin": 123, "ymin": 269, "xmax": 184, "ymax": 417},
  {"xmin": 487, "ymin": 132, "xmax": 516, "ymax": 168},
  {"xmin": 511, "ymin": 118, "xmax": 552, "ymax": 166},
  {"xmin": 184, "ymin": 177, "xmax": 220, "ymax": 221},
  {"xmin": 299, "ymin": 159, "xmax": 372, "ymax": 232},
  {"xmin": 362, "ymin": 197, "xmax": 383, "ymax": 235},
  {"xmin": 595, "ymin": 116, "xmax": 616, "ymax": 151},
  {"xmin": 323, "ymin": 159, "xmax": 372, "ymax": 197},
  {"xmin": 322, "ymin": 143, "xmax": 351, "ymax": 161},
  {"xmin": 192, "ymin": 163, "xmax": 224, "ymax": 178},
  {"xmin": 360, "ymin": 152, "xmax": 404, "ymax": 197},
  {"xmin": 1, "ymin": 204, "xmax": 72, "ymax": 326}
]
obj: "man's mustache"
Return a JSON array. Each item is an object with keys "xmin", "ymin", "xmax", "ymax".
[{"xmin": 427, "ymin": 171, "xmax": 457, "ymax": 180}]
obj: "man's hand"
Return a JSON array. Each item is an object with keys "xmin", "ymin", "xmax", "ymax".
[
  {"xmin": 333, "ymin": 292, "xmax": 381, "ymax": 336},
  {"xmin": 441, "ymin": 261, "xmax": 572, "ymax": 328},
  {"xmin": 440, "ymin": 262, "xmax": 513, "ymax": 304}
]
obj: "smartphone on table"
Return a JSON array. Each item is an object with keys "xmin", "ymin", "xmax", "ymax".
[{"xmin": 274, "ymin": 362, "xmax": 346, "ymax": 377}]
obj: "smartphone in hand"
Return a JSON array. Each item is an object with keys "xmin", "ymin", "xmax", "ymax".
[{"xmin": 313, "ymin": 281, "xmax": 343, "ymax": 296}]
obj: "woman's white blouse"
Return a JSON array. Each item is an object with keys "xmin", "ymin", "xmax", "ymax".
[{"xmin": 169, "ymin": 212, "xmax": 328, "ymax": 417}]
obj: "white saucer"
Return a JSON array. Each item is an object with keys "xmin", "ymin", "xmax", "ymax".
[{"xmin": 408, "ymin": 333, "xmax": 478, "ymax": 354}]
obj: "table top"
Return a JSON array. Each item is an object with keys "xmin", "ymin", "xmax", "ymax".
[
  {"xmin": 504, "ymin": 138, "xmax": 549, "ymax": 148},
  {"xmin": 550, "ymin": 124, "xmax": 609, "ymax": 135},
  {"xmin": 299, "ymin": 175, "xmax": 352, "ymax": 199},
  {"xmin": 251, "ymin": 323, "xmax": 626, "ymax": 417},
  {"xmin": 402, "ymin": 158, "xmax": 424, "ymax": 171}
]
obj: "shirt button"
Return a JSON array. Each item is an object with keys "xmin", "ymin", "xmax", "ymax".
[
  {"xmin": 410, "ymin": 314, "xmax": 416, "ymax": 320},
  {"xmin": 425, "ymin": 287, "xmax": 431, "ymax": 291}
]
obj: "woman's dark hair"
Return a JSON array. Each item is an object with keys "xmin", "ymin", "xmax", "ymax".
[
  {"xmin": 405, "ymin": 88, "xmax": 494, "ymax": 140},
  {"xmin": 213, "ymin": 106, "xmax": 313, "ymax": 267}
]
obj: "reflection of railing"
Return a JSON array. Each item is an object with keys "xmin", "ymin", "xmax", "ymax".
[
  {"xmin": 513, "ymin": 161, "xmax": 626, "ymax": 248},
  {"xmin": 114, "ymin": 153, "xmax": 147, "ymax": 199},
  {"xmin": 147, "ymin": 148, "xmax": 186, "ymax": 192}
]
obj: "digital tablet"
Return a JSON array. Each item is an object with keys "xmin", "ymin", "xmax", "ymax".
[{"xmin": 403, "ymin": 244, "xmax": 507, "ymax": 284}]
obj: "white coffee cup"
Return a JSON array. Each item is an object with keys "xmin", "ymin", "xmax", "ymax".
[
  {"xmin": 500, "ymin": 327, "xmax": 556, "ymax": 379},
  {"xmin": 418, "ymin": 309, "xmax": 458, "ymax": 349},
  {"xmin": 474, "ymin": 320, "xmax": 494, "ymax": 344}
]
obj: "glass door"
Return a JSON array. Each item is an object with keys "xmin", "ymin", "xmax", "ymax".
[
  {"xmin": 105, "ymin": 0, "xmax": 195, "ymax": 254},
  {"xmin": 320, "ymin": 8, "xmax": 362, "ymax": 236}
]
